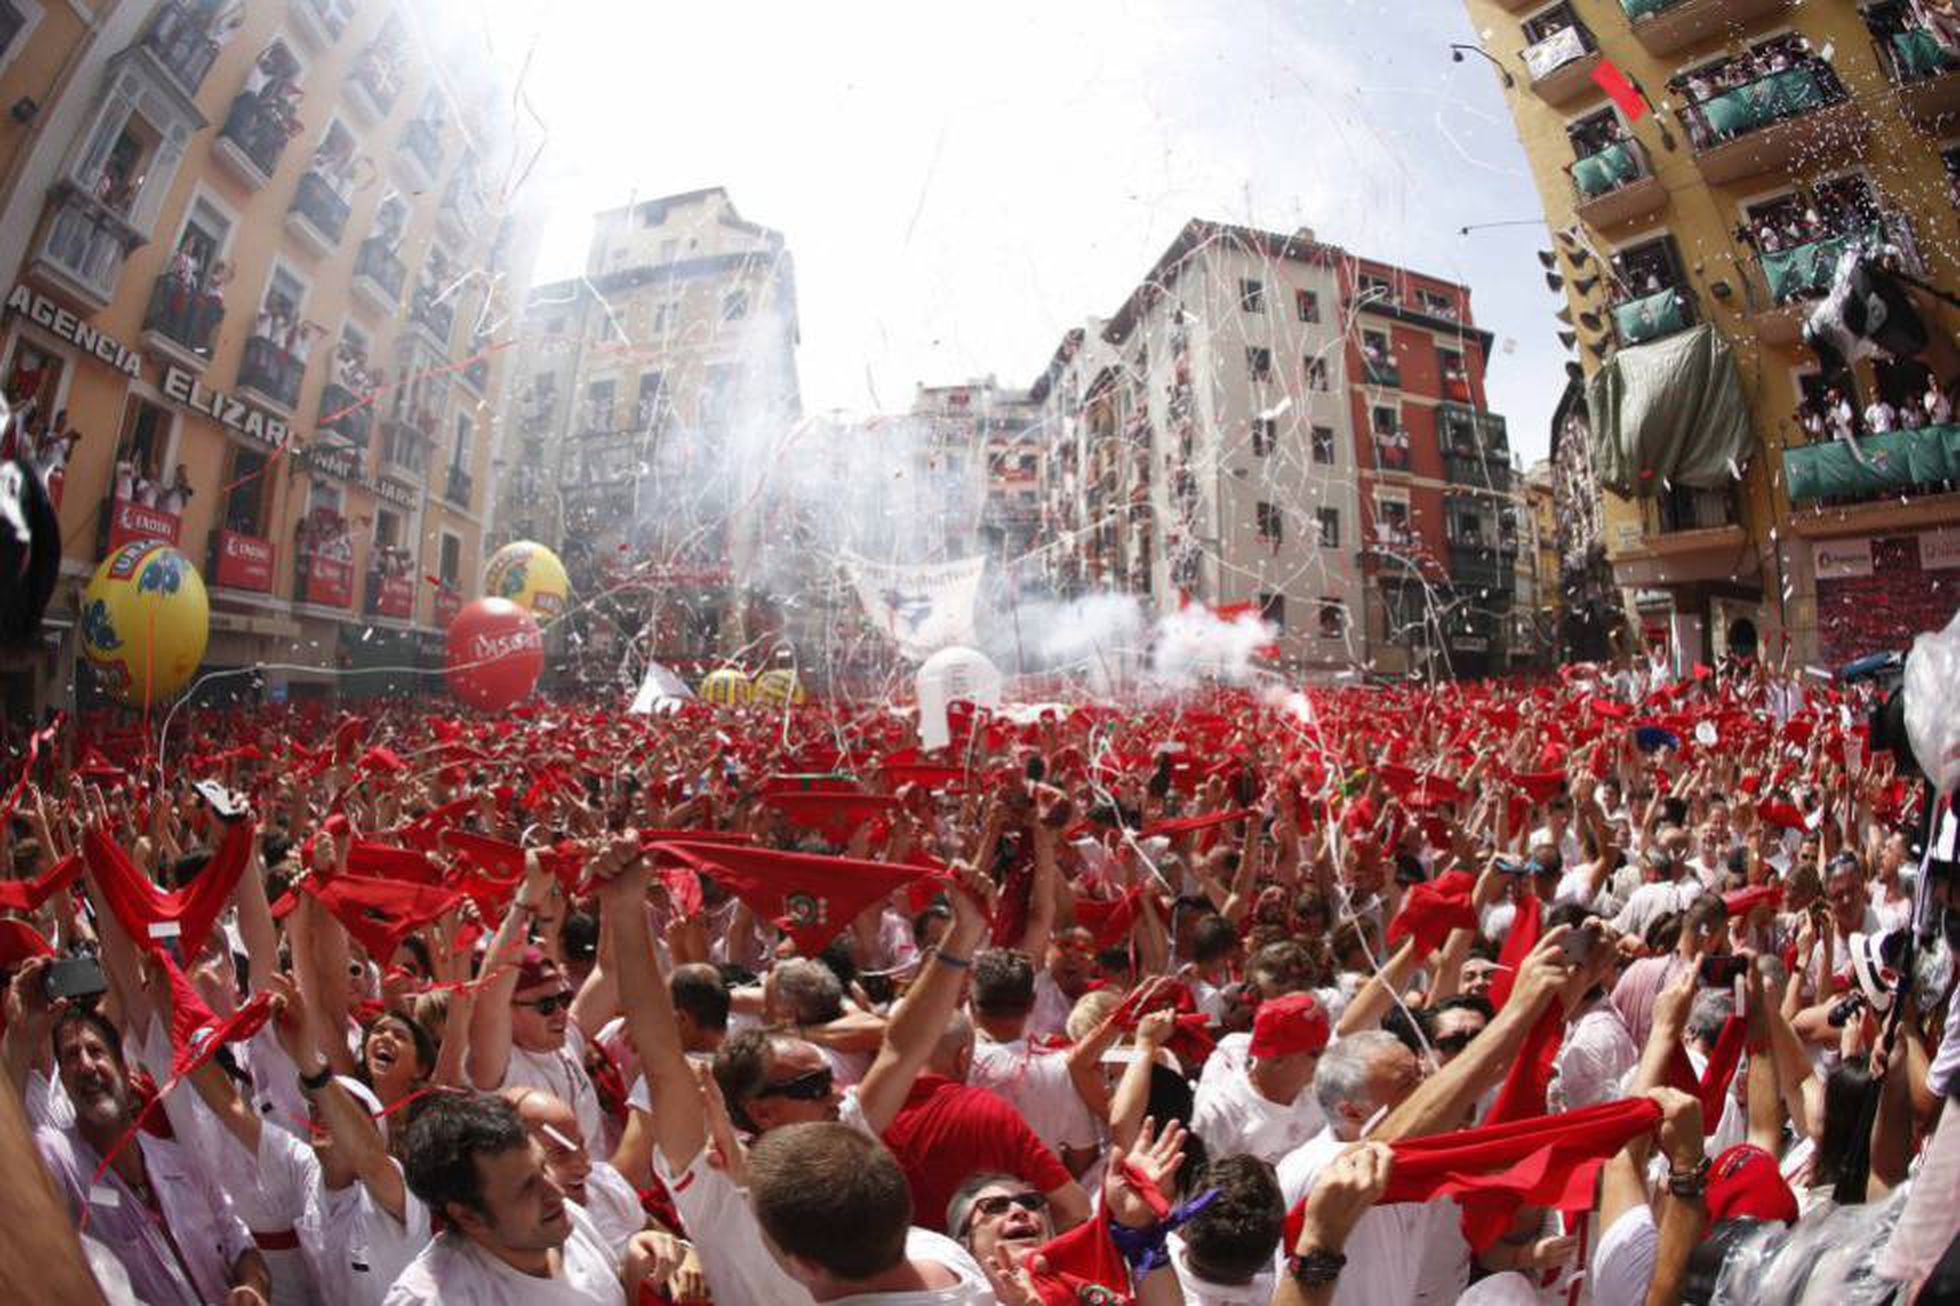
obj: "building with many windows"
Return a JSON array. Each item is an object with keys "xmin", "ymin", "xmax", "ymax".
[
  {"xmin": 489, "ymin": 187, "xmax": 801, "ymax": 687},
  {"xmin": 1033, "ymin": 220, "xmax": 1521, "ymax": 677},
  {"xmin": 1464, "ymin": 0, "xmax": 1960, "ymax": 667},
  {"xmin": 0, "ymin": 0, "xmax": 534, "ymax": 716}
]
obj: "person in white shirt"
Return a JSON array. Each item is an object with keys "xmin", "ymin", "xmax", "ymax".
[
  {"xmin": 1029, "ymin": 925, "xmax": 1096, "ymax": 1039},
  {"xmin": 1544, "ymin": 909, "xmax": 1641, "ymax": 1113},
  {"xmin": 1529, "ymin": 795, "xmax": 1584, "ymax": 875},
  {"xmin": 1926, "ymin": 379, "xmax": 1952, "ymax": 426},
  {"xmin": 387, "ymin": 1092, "xmax": 673, "ymax": 1305},
  {"xmin": 504, "ymin": 1086, "xmax": 682, "ymax": 1268},
  {"xmin": 967, "ymin": 948, "xmax": 1100, "ymax": 1171},
  {"xmin": 1864, "ymin": 399, "xmax": 1897, "ymax": 434},
  {"xmin": 1193, "ymin": 991, "xmax": 1331, "ymax": 1165},
  {"xmin": 1612, "ymin": 834, "xmax": 1707, "ymax": 941}
]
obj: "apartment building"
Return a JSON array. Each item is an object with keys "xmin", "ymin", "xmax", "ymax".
[
  {"xmin": 1464, "ymin": 0, "xmax": 1960, "ymax": 667},
  {"xmin": 910, "ymin": 377, "xmax": 1042, "ymax": 567},
  {"xmin": 1034, "ymin": 221, "xmax": 1518, "ymax": 677},
  {"xmin": 489, "ymin": 187, "xmax": 801, "ymax": 682},
  {"xmin": 0, "ymin": 0, "xmax": 531, "ymax": 714}
]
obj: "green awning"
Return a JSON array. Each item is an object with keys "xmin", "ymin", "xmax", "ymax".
[
  {"xmin": 1621, "ymin": 0, "xmax": 1674, "ymax": 17},
  {"xmin": 1784, "ymin": 425, "xmax": 1960, "ymax": 501},
  {"xmin": 1574, "ymin": 142, "xmax": 1636, "ymax": 198},
  {"xmin": 1613, "ymin": 288, "xmax": 1688, "ymax": 345},
  {"xmin": 1895, "ymin": 29, "xmax": 1955, "ymax": 80},
  {"xmin": 1759, "ymin": 226, "xmax": 1879, "ymax": 304},
  {"xmin": 1587, "ymin": 324, "xmax": 1752, "ymax": 499},
  {"xmin": 1700, "ymin": 65, "xmax": 1828, "ymax": 138}
]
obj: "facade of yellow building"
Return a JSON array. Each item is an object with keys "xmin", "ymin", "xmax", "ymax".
[
  {"xmin": 0, "ymin": 0, "xmax": 530, "ymax": 718},
  {"xmin": 1462, "ymin": 0, "xmax": 1960, "ymax": 669}
]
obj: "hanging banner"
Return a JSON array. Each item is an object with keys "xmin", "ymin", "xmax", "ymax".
[
  {"xmin": 105, "ymin": 497, "xmax": 180, "ymax": 552},
  {"xmin": 370, "ymin": 572, "xmax": 414, "ymax": 619},
  {"xmin": 842, "ymin": 553, "xmax": 986, "ymax": 662},
  {"xmin": 214, "ymin": 530, "xmax": 275, "ymax": 593}
]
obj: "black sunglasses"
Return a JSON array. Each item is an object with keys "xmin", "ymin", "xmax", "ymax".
[
  {"xmin": 970, "ymin": 1191, "xmax": 1048, "ymax": 1224},
  {"xmin": 756, "ymin": 1067, "xmax": 833, "ymax": 1101},
  {"xmin": 515, "ymin": 992, "xmax": 573, "ymax": 1016}
]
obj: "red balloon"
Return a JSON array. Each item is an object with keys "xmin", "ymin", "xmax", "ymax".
[{"xmin": 446, "ymin": 598, "xmax": 544, "ymax": 711}]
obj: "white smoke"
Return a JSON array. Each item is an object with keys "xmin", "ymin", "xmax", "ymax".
[{"xmin": 1150, "ymin": 606, "xmax": 1276, "ymax": 688}]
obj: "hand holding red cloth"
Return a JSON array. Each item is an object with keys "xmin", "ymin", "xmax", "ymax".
[
  {"xmin": 1385, "ymin": 870, "xmax": 1477, "ymax": 959},
  {"xmin": 82, "ymin": 819, "xmax": 253, "ymax": 960},
  {"xmin": 647, "ymin": 839, "xmax": 937, "ymax": 957}
]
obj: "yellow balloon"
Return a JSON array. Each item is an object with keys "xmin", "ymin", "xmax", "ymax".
[
  {"xmin": 484, "ymin": 541, "xmax": 570, "ymax": 620},
  {"xmin": 80, "ymin": 542, "xmax": 210, "ymax": 708},
  {"xmin": 699, "ymin": 668, "xmax": 752, "ymax": 706},
  {"xmin": 752, "ymin": 668, "xmax": 806, "ymax": 705}
]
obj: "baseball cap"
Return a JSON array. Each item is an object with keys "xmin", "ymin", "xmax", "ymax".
[
  {"xmin": 1705, "ymin": 1144, "xmax": 1798, "ymax": 1225},
  {"xmin": 1249, "ymin": 992, "xmax": 1330, "ymax": 1060},
  {"xmin": 514, "ymin": 945, "xmax": 563, "ymax": 993}
]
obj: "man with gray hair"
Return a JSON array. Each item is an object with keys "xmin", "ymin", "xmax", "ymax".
[{"xmin": 771, "ymin": 957, "xmax": 871, "ymax": 1086}]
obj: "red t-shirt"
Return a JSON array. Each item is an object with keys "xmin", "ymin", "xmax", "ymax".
[{"xmin": 882, "ymin": 1073, "xmax": 1074, "ymax": 1232}]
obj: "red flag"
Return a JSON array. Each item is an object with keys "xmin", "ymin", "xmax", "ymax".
[
  {"xmin": 442, "ymin": 829, "xmax": 527, "ymax": 878},
  {"xmin": 1591, "ymin": 59, "xmax": 1649, "ymax": 121},
  {"xmin": 649, "ymin": 840, "xmax": 937, "ymax": 957}
]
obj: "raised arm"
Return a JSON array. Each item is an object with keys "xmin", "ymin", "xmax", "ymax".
[{"xmin": 466, "ymin": 855, "xmax": 557, "ymax": 1090}]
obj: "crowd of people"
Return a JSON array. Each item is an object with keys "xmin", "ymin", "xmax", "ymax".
[{"xmin": 0, "ymin": 648, "xmax": 1955, "ymax": 1305}]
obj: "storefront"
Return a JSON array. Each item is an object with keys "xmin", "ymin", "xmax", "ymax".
[{"xmin": 1811, "ymin": 527, "xmax": 1960, "ymax": 666}]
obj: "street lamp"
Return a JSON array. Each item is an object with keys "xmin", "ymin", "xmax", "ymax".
[{"xmin": 1449, "ymin": 44, "xmax": 1515, "ymax": 88}]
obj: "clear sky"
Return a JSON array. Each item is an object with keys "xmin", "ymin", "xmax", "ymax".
[{"xmin": 473, "ymin": 0, "xmax": 1568, "ymax": 462}]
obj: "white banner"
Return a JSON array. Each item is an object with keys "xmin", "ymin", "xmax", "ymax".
[
  {"xmin": 1921, "ymin": 526, "xmax": 1960, "ymax": 570},
  {"xmin": 1814, "ymin": 537, "xmax": 1874, "ymax": 581},
  {"xmin": 628, "ymin": 659, "xmax": 696, "ymax": 715},
  {"xmin": 1523, "ymin": 26, "xmax": 1587, "ymax": 81},
  {"xmin": 844, "ymin": 553, "xmax": 987, "ymax": 662}
]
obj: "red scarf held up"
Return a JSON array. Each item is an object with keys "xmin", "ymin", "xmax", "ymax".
[
  {"xmin": 1661, "ymin": 1013, "xmax": 1749, "ymax": 1135},
  {"xmin": 83, "ymin": 820, "xmax": 254, "ymax": 961},
  {"xmin": 303, "ymin": 874, "xmax": 466, "ymax": 965},
  {"xmin": 0, "ymin": 852, "xmax": 86, "ymax": 914},
  {"xmin": 156, "ymin": 951, "xmax": 275, "ymax": 1078},
  {"xmin": 1073, "ymin": 885, "xmax": 1147, "ymax": 950},
  {"xmin": 1386, "ymin": 870, "xmax": 1477, "ymax": 959},
  {"xmin": 648, "ymin": 839, "xmax": 938, "ymax": 957},
  {"xmin": 760, "ymin": 791, "xmax": 900, "ymax": 843},
  {"xmin": 348, "ymin": 840, "xmax": 443, "ymax": 885},
  {"xmin": 1027, "ymin": 1207, "xmax": 1133, "ymax": 1306}
]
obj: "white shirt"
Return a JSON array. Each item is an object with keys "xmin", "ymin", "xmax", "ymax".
[
  {"xmin": 318, "ymin": 1163, "xmax": 433, "ymax": 1306},
  {"xmin": 969, "ymin": 1035, "xmax": 1098, "ymax": 1156},
  {"xmin": 1551, "ymin": 1001, "xmax": 1640, "ymax": 1113},
  {"xmin": 1028, "ymin": 971, "xmax": 1073, "ymax": 1040},
  {"xmin": 1589, "ymin": 1203, "xmax": 1657, "ymax": 1306},
  {"xmin": 1611, "ymin": 878, "xmax": 1705, "ymax": 941},
  {"xmin": 501, "ymin": 1024, "xmax": 605, "ymax": 1155},
  {"xmin": 1199, "ymin": 1032, "xmax": 1253, "ymax": 1096},
  {"xmin": 1276, "ymin": 1128, "xmax": 1467, "ymax": 1306},
  {"xmin": 1169, "ymin": 1230, "xmax": 1275, "ymax": 1305},
  {"xmin": 1192, "ymin": 1067, "xmax": 1327, "ymax": 1166},
  {"xmin": 652, "ymin": 1142, "xmax": 992, "ymax": 1306},
  {"xmin": 579, "ymin": 1160, "xmax": 648, "ymax": 1257},
  {"xmin": 383, "ymin": 1203, "xmax": 621, "ymax": 1305}
]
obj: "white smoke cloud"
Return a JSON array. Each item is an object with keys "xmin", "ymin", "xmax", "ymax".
[{"xmin": 1150, "ymin": 606, "xmax": 1276, "ymax": 688}]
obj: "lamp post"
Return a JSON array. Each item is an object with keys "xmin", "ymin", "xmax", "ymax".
[{"xmin": 1449, "ymin": 44, "xmax": 1515, "ymax": 88}]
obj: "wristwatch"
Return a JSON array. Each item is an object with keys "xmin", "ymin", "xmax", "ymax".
[
  {"xmin": 1667, "ymin": 1154, "xmax": 1711, "ymax": 1198},
  {"xmin": 1288, "ymin": 1248, "xmax": 1347, "ymax": 1287},
  {"xmin": 298, "ymin": 1065, "xmax": 334, "ymax": 1094}
]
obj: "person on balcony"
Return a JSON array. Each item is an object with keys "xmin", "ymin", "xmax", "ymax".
[
  {"xmin": 158, "ymin": 465, "xmax": 194, "ymax": 517},
  {"xmin": 1864, "ymin": 397, "xmax": 1898, "ymax": 436},
  {"xmin": 1927, "ymin": 377, "xmax": 1953, "ymax": 427}
]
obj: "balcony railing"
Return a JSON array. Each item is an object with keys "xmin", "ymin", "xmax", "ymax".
[
  {"xmin": 443, "ymin": 464, "xmax": 473, "ymax": 508},
  {"xmin": 143, "ymin": 1, "xmax": 221, "ymax": 98},
  {"xmin": 33, "ymin": 187, "xmax": 142, "ymax": 309},
  {"xmin": 1520, "ymin": 17, "xmax": 1600, "ymax": 104},
  {"xmin": 289, "ymin": 170, "xmax": 350, "ymax": 247},
  {"xmin": 217, "ymin": 94, "xmax": 297, "ymax": 184},
  {"xmin": 1785, "ymin": 425, "xmax": 1959, "ymax": 507},
  {"xmin": 1621, "ymin": 0, "xmax": 1791, "ymax": 58},
  {"xmin": 141, "ymin": 273, "xmax": 224, "ymax": 362},
  {"xmin": 1879, "ymin": 26, "xmax": 1956, "ymax": 84},
  {"xmin": 409, "ymin": 288, "xmax": 454, "ymax": 345},
  {"xmin": 1444, "ymin": 451, "xmax": 1514, "ymax": 491},
  {"xmin": 1610, "ymin": 284, "xmax": 1698, "ymax": 348},
  {"xmin": 1448, "ymin": 543, "xmax": 1516, "ymax": 591},
  {"xmin": 237, "ymin": 335, "xmax": 304, "ymax": 411},
  {"xmin": 1648, "ymin": 484, "xmax": 1740, "ymax": 534},
  {"xmin": 379, "ymin": 419, "xmax": 432, "ymax": 484},
  {"xmin": 352, "ymin": 238, "xmax": 406, "ymax": 311},
  {"xmin": 401, "ymin": 119, "xmax": 444, "ymax": 182},
  {"xmin": 1362, "ymin": 355, "xmax": 1400, "ymax": 387},
  {"xmin": 318, "ymin": 382, "xmax": 372, "ymax": 450},
  {"xmin": 1374, "ymin": 435, "xmax": 1411, "ymax": 471},
  {"xmin": 1568, "ymin": 136, "xmax": 1669, "ymax": 230},
  {"xmin": 1676, "ymin": 62, "xmax": 1848, "ymax": 154}
]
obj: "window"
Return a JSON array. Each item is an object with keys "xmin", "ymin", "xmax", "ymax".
[
  {"xmin": 1566, "ymin": 106, "xmax": 1624, "ymax": 161},
  {"xmin": 1311, "ymin": 426, "xmax": 1335, "ymax": 464},
  {"xmin": 170, "ymin": 198, "xmax": 230, "ymax": 290},
  {"xmin": 1316, "ymin": 507, "xmax": 1340, "ymax": 549},
  {"xmin": 1252, "ymin": 418, "xmax": 1276, "ymax": 456},
  {"xmin": 224, "ymin": 447, "xmax": 267, "ymax": 535},
  {"xmin": 1246, "ymin": 347, "xmax": 1272, "ymax": 381},
  {"xmin": 722, "ymin": 288, "xmax": 749, "ymax": 321},
  {"xmin": 1358, "ymin": 272, "xmax": 1393, "ymax": 301},
  {"xmin": 1438, "ymin": 347, "xmax": 1465, "ymax": 382},
  {"xmin": 1305, "ymin": 356, "xmax": 1328, "ymax": 391},
  {"xmin": 1362, "ymin": 330, "xmax": 1392, "ymax": 376},
  {"xmin": 1375, "ymin": 495, "xmax": 1412, "ymax": 545},
  {"xmin": 439, "ymin": 532, "xmax": 462, "ymax": 586},
  {"xmin": 1259, "ymin": 592, "xmax": 1286, "ymax": 628},
  {"xmin": 1256, "ymin": 501, "xmax": 1284, "ymax": 546},
  {"xmin": 1239, "ymin": 279, "xmax": 1264, "ymax": 312},
  {"xmin": 113, "ymin": 397, "xmax": 171, "ymax": 492},
  {"xmin": 1296, "ymin": 289, "xmax": 1320, "ymax": 323},
  {"xmin": 451, "ymin": 413, "xmax": 471, "ymax": 471},
  {"xmin": 1318, "ymin": 600, "xmax": 1346, "ymax": 640},
  {"xmin": 583, "ymin": 379, "xmax": 614, "ymax": 433},
  {"xmin": 652, "ymin": 302, "xmax": 675, "ymax": 333},
  {"xmin": 1371, "ymin": 406, "xmax": 1398, "ymax": 434},
  {"xmin": 257, "ymin": 265, "xmax": 305, "ymax": 342},
  {"xmin": 0, "ymin": 2, "xmax": 28, "ymax": 61},
  {"xmin": 1521, "ymin": 3, "xmax": 1579, "ymax": 46}
]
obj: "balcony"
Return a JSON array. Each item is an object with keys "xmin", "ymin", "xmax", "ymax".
[
  {"xmin": 1361, "ymin": 354, "xmax": 1400, "ymax": 388},
  {"xmin": 1610, "ymin": 284, "xmax": 1698, "ymax": 349},
  {"xmin": 30, "ymin": 186, "xmax": 144, "ymax": 310},
  {"xmin": 1878, "ymin": 26, "xmax": 1960, "ymax": 127},
  {"xmin": 140, "ymin": 273, "xmax": 224, "ymax": 369},
  {"xmin": 287, "ymin": 0, "xmax": 354, "ymax": 52},
  {"xmin": 1785, "ymin": 425, "xmax": 1959, "ymax": 507},
  {"xmin": 142, "ymin": 1, "xmax": 221, "ymax": 98},
  {"xmin": 318, "ymin": 382, "xmax": 372, "ymax": 451},
  {"xmin": 1441, "ymin": 371, "xmax": 1472, "ymax": 403},
  {"xmin": 1373, "ymin": 434, "xmax": 1411, "ymax": 472},
  {"xmin": 1676, "ymin": 62, "xmax": 1863, "ymax": 187},
  {"xmin": 378, "ymin": 419, "xmax": 432, "ymax": 486},
  {"xmin": 397, "ymin": 119, "xmax": 444, "ymax": 190},
  {"xmin": 1741, "ymin": 218, "xmax": 1916, "ymax": 348},
  {"xmin": 1444, "ymin": 451, "xmax": 1514, "ymax": 492},
  {"xmin": 1520, "ymin": 19, "xmax": 1601, "ymax": 107},
  {"xmin": 1621, "ymin": 0, "xmax": 1792, "ymax": 59},
  {"xmin": 436, "ymin": 176, "xmax": 489, "ymax": 246},
  {"xmin": 443, "ymin": 464, "xmax": 474, "ymax": 509},
  {"xmin": 285, "ymin": 170, "xmax": 350, "ymax": 255},
  {"xmin": 347, "ymin": 44, "xmax": 404, "ymax": 126},
  {"xmin": 236, "ymin": 335, "xmax": 304, "ymax": 413},
  {"xmin": 1448, "ymin": 543, "xmax": 1516, "ymax": 592},
  {"xmin": 1568, "ymin": 138, "xmax": 1668, "ymax": 230},
  {"xmin": 213, "ymin": 94, "xmax": 296, "ymax": 190},
  {"xmin": 408, "ymin": 288, "xmax": 454, "ymax": 348},
  {"xmin": 1650, "ymin": 484, "xmax": 1741, "ymax": 535},
  {"xmin": 351, "ymin": 238, "xmax": 405, "ymax": 317}
]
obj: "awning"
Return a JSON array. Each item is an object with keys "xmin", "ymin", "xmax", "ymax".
[
  {"xmin": 1573, "ymin": 142, "xmax": 1636, "ymax": 198},
  {"xmin": 1586, "ymin": 324, "xmax": 1753, "ymax": 499},
  {"xmin": 1784, "ymin": 425, "xmax": 1960, "ymax": 501},
  {"xmin": 1612, "ymin": 288, "xmax": 1689, "ymax": 346}
]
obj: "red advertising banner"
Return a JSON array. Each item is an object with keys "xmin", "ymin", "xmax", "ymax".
[
  {"xmin": 105, "ymin": 497, "xmax": 181, "ymax": 552},
  {"xmin": 303, "ymin": 552, "xmax": 354, "ymax": 608},
  {"xmin": 214, "ymin": 530, "xmax": 275, "ymax": 593},
  {"xmin": 371, "ymin": 572, "xmax": 414, "ymax": 619},
  {"xmin": 434, "ymin": 585, "xmax": 461, "ymax": 628}
]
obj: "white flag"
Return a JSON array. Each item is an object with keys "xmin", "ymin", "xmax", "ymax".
[{"xmin": 843, "ymin": 554, "xmax": 986, "ymax": 661}]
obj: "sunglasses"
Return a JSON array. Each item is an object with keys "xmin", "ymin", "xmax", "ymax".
[
  {"xmin": 970, "ymin": 1191, "xmax": 1048, "ymax": 1224},
  {"xmin": 756, "ymin": 1067, "xmax": 833, "ymax": 1101},
  {"xmin": 515, "ymin": 991, "xmax": 573, "ymax": 1016}
]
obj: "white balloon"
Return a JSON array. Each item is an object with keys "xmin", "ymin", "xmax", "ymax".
[{"xmin": 915, "ymin": 646, "xmax": 1003, "ymax": 751}]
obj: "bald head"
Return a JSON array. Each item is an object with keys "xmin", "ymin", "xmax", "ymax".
[{"xmin": 928, "ymin": 1010, "xmax": 975, "ymax": 1080}]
